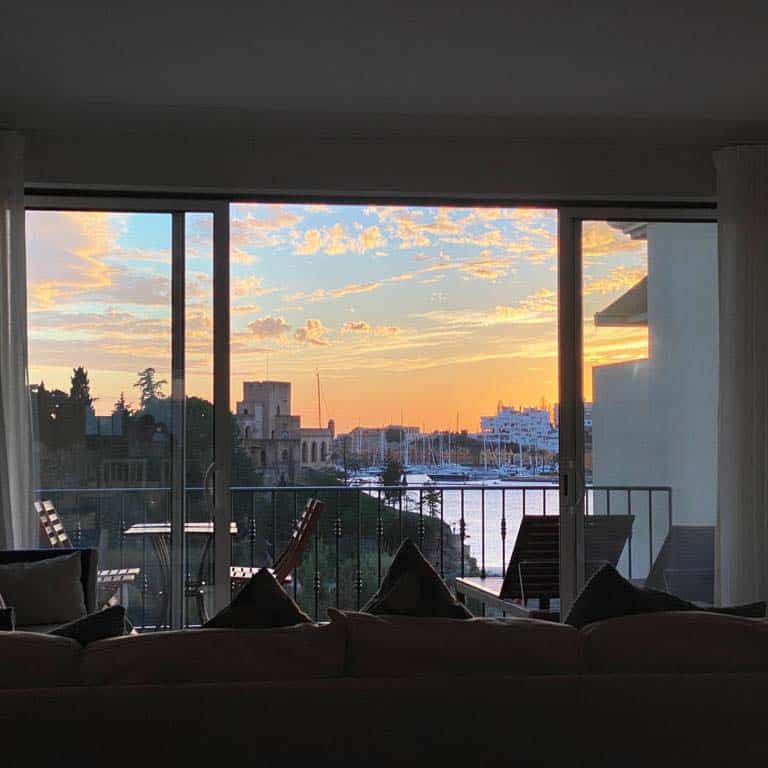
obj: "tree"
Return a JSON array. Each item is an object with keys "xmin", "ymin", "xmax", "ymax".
[
  {"xmin": 133, "ymin": 367, "xmax": 168, "ymax": 409},
  {"xmin": 379, "ymin": 458, "xmax": 404, "ymax": 503},
  {"xmin": 421, "ymin": 487, "xmax": 440, "ymax": 517},
  {"xmin": 70, "ymin": 366, "xmax": 93, "ymax": 406},
  {"xmin": 113, "ymin": 392, "xmax": 132, "ymax": 414}
]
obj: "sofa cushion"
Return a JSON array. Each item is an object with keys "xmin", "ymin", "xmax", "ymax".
[
  {"xmin": 0, "ymin": 552, "xmax": 86, "ymax": 626},
  {"xmin": 82, "ymin": 622, "xmax": 346, "ymax": 685},
  {"xmin": 0, "ymin": 631, "xmax": 81, "ymax": 689},
  {"xmin": 329, "ymin": 610, "xmax": 583, "ymax": 677},
  {"xmin": 203, "ymin": 568, "xmax": 312, "ymax": 629},
  {"xmin": 362, "ymin": 539, "xmax": 471, "ymax": 619},
  {"xmin": 51, "ymin": 605, "xmax": 128, "ymax": 645},
  {"xmin": 581, "ymin": 611, "xmax": 768, "ymax": 673},
  {"xmin": 565, "ymin": 563, "xmax": 766, "ymax": 628}
]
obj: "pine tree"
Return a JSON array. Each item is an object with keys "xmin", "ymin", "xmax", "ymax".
[
  {"xmin": 133, "ymin": 368, "xmax": 168, "ymax": 409},
  {"xmin": 70, "ymin": 366, "xmax": 93, "ymax": 406},
  {"xmin": 113, "ymin": 392, "xmax": 132, "ymax": 414}
]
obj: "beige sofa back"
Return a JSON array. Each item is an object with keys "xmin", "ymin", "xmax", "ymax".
[
  {"xmin": 581, "ymin": 611, "xmax": 768, "ymax": 673},
  {"xmin": 81, "ymin": 622, "xmax": 346, "ymax": 686},
  {"xmin": 332, "ymin": 610, "xmax": 584, "ymax": 677},
  {"xmin": 2, "ymin": 611, "xmax": 768, "ymax": 691},
  {"xmin": 0, "ymin": 631, "xmax": 80, "ymax": 689}
]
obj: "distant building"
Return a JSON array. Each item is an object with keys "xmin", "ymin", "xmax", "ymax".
[
  {"xmin": 235, "ymin": 381, "xmax": 334, "ymax": 483},
  {"xmin": 344, "ymin": 424, "xmax": 421, "ymax": 465},
  {"xmin": 481, "ymin": 405, "xmax": 558, "ymax": 453}
]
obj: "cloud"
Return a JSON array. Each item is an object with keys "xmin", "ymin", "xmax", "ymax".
[
  {"xmin": 341, "ymin": 320, "xmax": 400, "ymax": 337},
  {"xmin": 584, "ymin": 265, "xmax": 646, "ymax": 295},
  {"xmin": 232, "ymin": 275, "xmax": 277, "ymax": 298},
  {"xmin": 373, "ymin": 325, "xmax": 400, "ymax": 336},
  {"xmin": 342, "ymin": 320, "xmax": 372, "ymax": 333},
  {"xmin": 454, "ymin": 252, "xmax": 514, "ymax": 281},
  {"xmin": 582, "ymin": 221, "xmax": 646, "ymax": 264},
  {"xmin": 295, "ymin": 228, "xmax": 324, "ymax": 255},
  {"xmin": 247, "ymin": 316, "xmax": 291, "ymax": 339},
  {"xmin": 294, "ymin": 223, "xmax": 386, "ymax": 256},
  {"xmin": 231, "ymin": 303, "xmax": 261, "ymax": 315},
  {"xmin": 294, "ymin": 318, "xmax": 330, "ymax": 346},
  {"xmin": 419, "ymin": 287, "xmax": 557, "ymax": 329},
  {"xmin": 330, "ymin": 281, "xmax": 383, "ymax": 298}
]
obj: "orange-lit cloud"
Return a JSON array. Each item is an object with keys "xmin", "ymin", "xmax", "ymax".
[
  {"xmin": 584, "ymin": 265, "xmax": 646, "ymax": 295},
  {"xmin": 582, "ymin": 221, "xmax": 646, "ymax": 264},
  {"xmin": 294, "ymin": 318, "xmax": 330, "ymax": 346},
  {"xmin": 342, "ymin": 320, "xmax": 372, "ymax": 333},
  {"xmin": 232, "ymin": 275, "xmax": 278, "ymax": 298},
  {"xmin": 294, "ymin": 223, "xmax": 386, "ymax": 256},
  {"xmin": 247, "ymin": 316, "xmax": 291, "ymax": 339}
]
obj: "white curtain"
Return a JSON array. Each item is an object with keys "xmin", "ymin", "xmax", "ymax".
[
  {"xmin": 0, "ymin": 131, "xmax": 35, "ymax": 549},
  {"xmin": 715, "ymin": 145, "xmax": 768, "ymax": 605}
]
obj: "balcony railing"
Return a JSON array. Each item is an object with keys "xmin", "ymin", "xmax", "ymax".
[{"xmin": 35, "ymin": 483, "xmax": 672, "ymax": 628}]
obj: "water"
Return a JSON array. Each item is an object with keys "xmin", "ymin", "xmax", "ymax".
[{"xmin": 356, "ymin": 473, "xmax": 559, "ymax": 575}]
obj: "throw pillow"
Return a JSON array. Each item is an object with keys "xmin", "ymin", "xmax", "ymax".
[
  {"xmin": 50, "ymin": 605, "xmax": 127, "ymax": 645},
  {"xmin": 0, "ymin": 553, "xmax": 86, "ymax": 626},
  {"xmin": 565, "ymin": 563, "xmax": 766, "ymax": 628},
  {"xmin": 203, "ymin": 568, "xmax": 312, "ymax": 629},
  {"xmin": 361, "ymin": 538, "xmax": 471, "ymax": 619}
]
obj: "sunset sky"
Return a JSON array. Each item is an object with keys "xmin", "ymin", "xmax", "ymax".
[{"xmin": 26, "ymin": 205, "xmax": 647, "ymax": 434}]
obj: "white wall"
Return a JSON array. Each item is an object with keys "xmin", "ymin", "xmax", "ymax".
[
  {"xmin": 591, "ymin": 222, "xmax": 718, "ymax": 578},
  {"xmin": 647, "ymin": 222, "xmax": 718, "ymax": 527}
]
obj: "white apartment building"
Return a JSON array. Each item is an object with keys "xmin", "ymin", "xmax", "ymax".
[{"xmin": 480, "ymin": 405, "xmax": 558, "ymax": 452}]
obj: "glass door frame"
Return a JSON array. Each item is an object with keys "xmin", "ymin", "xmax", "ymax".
[
  {"xmin": 556, "ymin": 204, "xmax": 717, "ymax": 617},
  {"xmin": 24, "ymin": 194, "xmax": 232, "ymax": 629}
]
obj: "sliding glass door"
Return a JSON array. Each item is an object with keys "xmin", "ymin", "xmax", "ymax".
[
  {"xmin": 558, "ymin": 209, "xmax": 717, "ymax": 612},
  {"xmin": 25, "ymin": 197, "xmax": 716, "ymax": 625},
  {"xmin": 25, "ymin": 199, "xmax": 229, "ymax": 629}
]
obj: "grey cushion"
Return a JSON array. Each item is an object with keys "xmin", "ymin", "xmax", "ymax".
[
  {"xmin": 566, "ymin": 563, "xmax": 766, "ymax": 628},
  {"xmin": 0, "ymin": 631, "xmax": 81, "ymax": 689},
  {"xmin": 0, "ymin": 552, "xmax": 86, "ymax": 626},
  {"xmin": 51, "ymin": 605, "xmax": 128, "ymax": 645},
  {"xmin": 362, "ymin": 538, "xmax": 471, "ymax": 619},
  {"xmin": 329, "ymin": 610, "xmax": 584, "ymax": 677},
  {"xmin": 203, "ymin": 568, "xmax": 311, "ymax": 629}
]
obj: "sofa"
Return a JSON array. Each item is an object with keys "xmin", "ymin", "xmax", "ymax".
[{"xmin": 1, "ymin": 610, "xmax": 767, "ymax": 767}]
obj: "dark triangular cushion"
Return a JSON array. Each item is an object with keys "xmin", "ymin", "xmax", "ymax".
[
  {"xmin": 203, "ymin": 568, "xmax": 312, "ymax": 629},
  {"xmin": 363, "ymin": 539, "xmax": 471, "ymax": 619},
  {"xmin": 50, "ymin": 605, "xmax": 127, "ymax": 645},
  {"xmin": 565, "ymin": 564, "xmax": 766, "ymax": 628}
]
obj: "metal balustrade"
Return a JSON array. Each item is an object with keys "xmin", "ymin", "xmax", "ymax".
[{"xmin": 34, "ymin": 483, "xmax": 672, "ymax": 627}]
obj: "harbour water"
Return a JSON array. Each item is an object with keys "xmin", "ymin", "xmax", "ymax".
[{"xmin": 354, "ymin": 472, "xmax": 559, "ymax": 575}]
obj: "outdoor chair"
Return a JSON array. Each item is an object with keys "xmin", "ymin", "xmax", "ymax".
[
  {"xmin": 645, "ymin": 525, "xmax": 714, "ymax": 604},
  {"xmin": 194, "ymin": 497, "xmax": 325, "ymax": 623},
  {"xmin": 499, "ymin": 513, "xmax": 635, "ymax": 617},
  {"xmin": 36, "ymin": 500, "xmax": 140, "ymax": 605}
]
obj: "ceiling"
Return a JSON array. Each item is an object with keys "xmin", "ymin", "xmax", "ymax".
[{"xmin": 3, "ymin": 1, "xmax": 768, "ymax": 142}]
